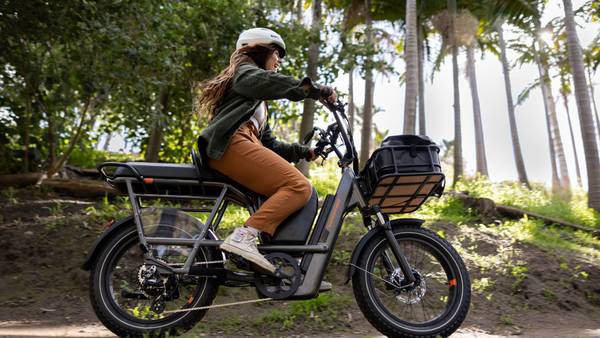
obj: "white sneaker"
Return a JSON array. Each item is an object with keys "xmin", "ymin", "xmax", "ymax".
[{"xmin": 220, "ymin": 227, "xmax": 276, "ymax": 273}]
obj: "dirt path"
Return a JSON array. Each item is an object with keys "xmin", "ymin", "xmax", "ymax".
[
  {"xmin": 1, "ymin": 321, "xmax": 600, "ymax": 338},
  {"xmin": 2, "ymin": 188, "xmax": 600, "ymax": 338}
]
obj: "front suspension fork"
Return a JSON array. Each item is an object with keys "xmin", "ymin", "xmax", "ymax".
[{"xmin": 374, "ymin": 210, "xmax": 416, "ymax": 284}]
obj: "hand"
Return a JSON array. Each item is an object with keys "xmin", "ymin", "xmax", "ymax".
[
  {"xmin": 319, "ymin": 85, "xmax": 337, "ymax": 104},
  {"xmin": 306, "ymin": 149, "xmax": 319, "ymax": 162}
]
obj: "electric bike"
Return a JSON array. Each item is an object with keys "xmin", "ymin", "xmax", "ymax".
[{"xmin": 82, "ymin": 100, "xmax": 471, "ymax": 337}]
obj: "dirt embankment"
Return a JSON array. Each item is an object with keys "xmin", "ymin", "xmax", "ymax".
[{"xmin": 1, "ymin": 187, "xmax": 600, "ymax": 337}]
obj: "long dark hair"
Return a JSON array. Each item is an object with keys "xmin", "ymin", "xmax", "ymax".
[{"xmin": 195, "ymin": 44, "xmax": 277, "ymax": 119}]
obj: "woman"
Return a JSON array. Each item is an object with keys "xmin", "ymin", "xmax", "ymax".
[{"xmin": 197, "ymin": 28, "xmax": 337, "ymax": 273}]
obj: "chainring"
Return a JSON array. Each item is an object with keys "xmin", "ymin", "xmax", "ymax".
[{"xmin": 255, "ymin": 253, "xmax": 301, "ymax": 300}]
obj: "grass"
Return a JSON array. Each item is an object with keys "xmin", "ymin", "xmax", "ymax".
[
  {"xmin": 415, "ymin": 195, "xmax": 478, "ymax": 224},
  {"xmin": 84, "ymin": 195, "xmax": 131, "ymax": 223},
  {"xmin": 188, "ymin": 293, "xmax": 353, "ymax": 336},
  {"xmin": 455, "ymin": 174, "xmax": 600, "ymax": 228}
]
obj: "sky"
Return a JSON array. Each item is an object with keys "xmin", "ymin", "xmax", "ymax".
[{"xmin": 329, "ymin": 0, "xmax": 600, "ymax": 189}]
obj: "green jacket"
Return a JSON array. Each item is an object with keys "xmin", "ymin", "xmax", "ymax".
[{"xmin": 198, "ymin": 63, "xmax": 321, "ymax": 163}]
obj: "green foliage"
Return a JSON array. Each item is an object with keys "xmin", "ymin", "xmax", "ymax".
[
  {"xmin": 69, "ymin": 148, "xmax": 142, "ymax": 169},
  {"xmin": 416, "ymin": 195, "xmax": 477, "ymax": 223},
  {"xmin": 84, "ymin": 195, "xmax": 131, "ymax": 224},
  {"xmin": 310, "ymin": 160, "xmax": 342, "ymax": 197},
  {"xmin": 455, "ymin": 174, "xmax": 600, "ymax": 228}
]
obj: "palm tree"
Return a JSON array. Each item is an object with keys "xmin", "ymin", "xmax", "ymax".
[
  {"xmin": 361, "ymin": 0, "xmax": 375, "ymax": 167},
  {"xmin": 495, "ymin": 20, "xmax": 530, "ymax": 188},
  {"xmin": 403, "ymin": 0, "xmax": 418, "ymax": 134},
  {"xmin": 417, "ymin": 18, "xmax": 427, "ymax": 135},
  {"xmin": 466, "ymin": 41, "xmax": 489, "ymax": 176},
  {"xmin": 553, "ymin": 29, "xmax": 584, "ymax": 187},
  {"xmin": 532, "ymin": 20, "xmax": 570, "ymax": 192},
  {"xmin": 297, "ymin": 0, "xmax": 322, "ymax": 176},
  {"xmin": 560, "ymin": 76, "xmax": 583, "ymax": 187},
  {"xmin": 448, "ymin": 0, "xmax": 463, "ymax": 185},
  {"xmin": 562, "ymin": 0, "xmax": 600, "ymax": 211}
]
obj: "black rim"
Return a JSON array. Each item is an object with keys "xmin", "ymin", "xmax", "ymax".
[
  {"xmin": 100, "ymin": 231, "xmax": 209, "ymax": 326},
  {"xmin": 365, "ymin": 233, "xmax": 461, "ymax": 329}
]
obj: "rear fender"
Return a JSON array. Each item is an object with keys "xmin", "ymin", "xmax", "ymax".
[
  {"xmin": 81, "ymin": 216, "xmax": 134, "ymax": 271},
  {"xmin": 345, "ymin": 218, "xmax": 424, "ymax": 284}
]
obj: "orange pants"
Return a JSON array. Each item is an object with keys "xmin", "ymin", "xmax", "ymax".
[{"xmin": 208, "ymin": 122, "xmax": 312, "ymax": 235}]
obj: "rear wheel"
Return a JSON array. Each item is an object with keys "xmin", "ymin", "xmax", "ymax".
[
  {"xmin": 352, "ymin": 225, "xmax": 470, "ymax": 338},
  {"xmin": 89, "ymin": 223, "xmax": 219, "ymax": 337}
]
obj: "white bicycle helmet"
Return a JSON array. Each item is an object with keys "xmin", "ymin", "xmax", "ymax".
[{"xmin": 236, "ymin": 27, "xmax": 286, "ymax": 58}]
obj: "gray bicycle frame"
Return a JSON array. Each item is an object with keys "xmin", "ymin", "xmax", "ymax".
[
  {"xmin": 116, "ymin": 162, "xmax": 372, "ymax": 297},
  {"xmin": 117, "ymin": 101, "xmax": 415, "ymax": 297}
]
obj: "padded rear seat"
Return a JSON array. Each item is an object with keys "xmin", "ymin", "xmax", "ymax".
[{"xmin": 113, "ymin": 162, "xmax": 233, "ymax": 183}]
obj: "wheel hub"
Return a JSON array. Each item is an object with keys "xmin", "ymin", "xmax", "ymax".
[{"xmin": 389, "ymin": 268, "xmax": 427, "ymax": 304}]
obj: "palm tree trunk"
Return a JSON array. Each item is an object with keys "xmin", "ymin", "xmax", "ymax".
[
  {"xmin": 418, "ymin": 20, "xmax": 426, "ymax": 135},
  {"xmin": 587, "ymin": 67, "xmax": 600, "ymax": 146},
  {"xmin": 535, "ymin": 46, "xmax": 561, "ymax": 192},
  {"xmin": 561, "ymin": 89, "xmax": 583, "ymax": 187},
  {"xmin": 348, "ymin": 67, "xmax": 355, "ymax": 135},
  {"xmin": 535, "ymin": 35, "xmax": 571, "ymax": 192},
  {"xmin": 466, "ymin": 45, "xmax": 488, "ymax": 176},
  {"xmin": 403, "ymin": 0, "xmax": 418, "ymax": 134},
  {"xmin": 496, "ymin": 21, "xmax": 530, "ymax": 188},
  {"xmin": 360, "ymin": 0, "xmax": 374, "ymax": 168},
  {"xmin": 563, "ymin": 0, "xmax": 600, "ymax": 211},
  {"xmin": 448, "ymin": 0, "xmax": 462, "ymax": 185},
  {"xmin": 297, "ymin": 0, "xmax": 321, "ymax": 176}
]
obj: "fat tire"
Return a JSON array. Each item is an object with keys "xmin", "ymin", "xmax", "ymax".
[
  {"xmin": 88, "ymin": 222, "xmax": 219, "ymax": 337},
  {"xmin": 352, "ymin": 225, "xmax": 471, "ymax": 338}
]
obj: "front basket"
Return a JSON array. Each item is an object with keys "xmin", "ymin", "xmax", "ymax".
[{"xmin": 360, "ymin": 135, "xmax": 445, "ymax": 214}]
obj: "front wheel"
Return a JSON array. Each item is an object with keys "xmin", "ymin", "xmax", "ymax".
[{"xmin": 352, "ymin": 225, "xmax": 471, "ymax": 338}]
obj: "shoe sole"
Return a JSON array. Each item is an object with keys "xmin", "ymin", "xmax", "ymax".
[{"xmin": 220, "ymin": 242, "xmax": 276, "ymax": 273}]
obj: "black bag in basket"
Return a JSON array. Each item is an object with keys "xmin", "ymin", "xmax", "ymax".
[{"xmin": 360, "ymin": 135, "xmax": 445, "ymax": 214}]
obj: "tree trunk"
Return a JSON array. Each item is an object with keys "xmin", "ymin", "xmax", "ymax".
[
  {"xmin": 348, "ymin": 67, "xmax": 355, "ymax": 134},
  {"xmin": 563, "ymin": 0, "xmax": 600, "ymax": 211},
  {"xmin": 403, "ymin": 0, "xmax": 418, "ymax": 134},
  {"xmin": 537, "ymin": 58, "xmax": 561, "ymax": 192},
  {"xmin": 588, "ymin": 67, "xmax": 600, "ymax": 146},
  {"xmin": 297, "ymin": 0, "xmax": 321, "ymax": 176},
  {"xmin": 496, "ymin": 21, "xmax": 530, "ymax": 188},
  {"xmin": 45, "ymin": 94, "xmax": 103, "ymax": 178},
  {"xmin": 360, "ymin": 0, "xmax": 374, "ymax": 168},
  {"xmin": 418, "ymin": 21, "xmax": 426, "ymax": 135},
  {"xmin": 534, "ymin": 35, "xmax": 570, "ymax": 193},
  {"xmin": 23, "ymin": 97, "xmax": 32, "ymax": 173},
  {"xmin": 562, "ymin": 89, "xmax": 583, "ymax": 187},
  {"xmin": 448, "ymin": 0, "xmax": 462, "ymax": 185},
  {"xmin": 295, "ymin": 0, "xmax": 303, "ymax": 22},
  {"xmin": 102, "ymin": 132, "xmax": 112, "ymax": 151},
  {"xmin": 145, "ymin": 88, "xmax": 170, "ymax": 162},
  {"xmin": 466, "ymin": 45, "xmax": 488, "ymax": 176}
]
